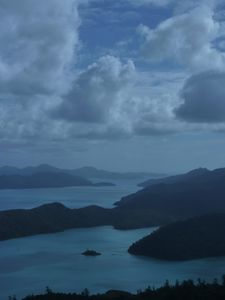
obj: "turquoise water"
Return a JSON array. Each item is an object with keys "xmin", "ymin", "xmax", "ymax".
[
  {"xmin": 1, "ymin": 226, "xmax": 225, "ymax": 299},
  {"xmin": 1, "ymin": 181, "xmax": 225, "ymax": 299}
]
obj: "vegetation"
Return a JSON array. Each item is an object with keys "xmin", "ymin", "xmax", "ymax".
[
  {"xmin": 0, "ymin": 203, "xmax": 172, "ymax": 241},
  {"xmin": 138, "ymin": 167, "xmax": 208, "ymax": 187},
  {"xmin": 129, "ymin": 213, "xmax": 225, "ymax": 260},
  {"xmin": 116, "ymin": 167, "xmax": 225, "ymax": 220},
  {"xmin": 3, "ymin": 166, "xmax": 225, "ymax": 243},
  {"xmin": 82, "ymin": 250, "xmax": 101, "ymax": 256},
  {"xmin": 21, "ymin": 276, "xmax": 225, "ymax": 300}
]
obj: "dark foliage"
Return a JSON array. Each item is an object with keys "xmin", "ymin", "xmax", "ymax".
[
  {"xmin": 138, "ymin": 167, "xmax": 209, "ymax": 187},
  {"xmin": 82, "ymin": 249, "xmax": 101, "ymax": 256},
  {"xmin": 21, "ymin": 276, "xmax": 225, "ymax": 300},
  {"xmin": 128, "ymin": 213, "xmax": 225, "ymax": 260},
  {"xmin": 0, "ymin": 202, "xmax": 170, "ymax": 241},
  {"xmin": 116, "ymin": 167, "xmax": 225, "ymax": 220}
]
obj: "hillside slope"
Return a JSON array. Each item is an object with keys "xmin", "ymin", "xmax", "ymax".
[
  {"xmin": 116, "ymin": 167, "xmax": 225, "ymax": 220},
  {"xmin": 128, "ymin": 214, "xmax": 225, "ymax": 261}
]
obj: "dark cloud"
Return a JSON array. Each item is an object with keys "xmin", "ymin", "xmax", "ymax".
[{"xmin": 175, "ymin": 70, "xmax": 225, "ymax": 123}]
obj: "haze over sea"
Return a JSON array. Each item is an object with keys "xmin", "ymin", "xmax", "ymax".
[{"xmin": 1, "ymin": 180, "xmax": 225, "ymax": 299}]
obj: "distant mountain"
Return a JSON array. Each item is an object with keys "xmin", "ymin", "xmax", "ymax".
[
  {"xmin": 71, "ymin": 166, "xmax": 164, "ymax": 180},
  {"xmin": 116, "ymin": 167, "xmax": 225, "ymax": 220},
  {"xmin": 138, "ymin": 167, "xmax": 209, "ymax": 187},
  {"xmin": 0, "ymin": 164, "xmax": 165, "ymax": 180},
  {"xmin": 128, "ymin": 214, "xmax": 225, "ymax": 261},
  {"xmin": 0, "ymin": 172, "xmax": 115, "ymax": 189},
  {"xmin": 0, "ymin": 164, "xmax": 61, "ymax": 176},
  {"xmin": 3, "ymin": 167, "xmax": 225, "ymax": 241}
]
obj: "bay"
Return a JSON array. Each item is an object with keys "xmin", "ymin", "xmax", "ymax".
[
  {"xmin": 1, "ymin": 226, "xmax": 225, "ymax": 299},
  {"xmin": 1, "ymin": 180, "xmax": 225, "ymax": 299}
]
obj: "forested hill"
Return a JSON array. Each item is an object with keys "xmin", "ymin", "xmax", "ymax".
[
  {"xmin": 0, "ymin": 202, "xmax": 169, "ymax": 241},
  {"xmin": 116, "ymin": 167, "xmax": 225, "ymax": 220},
  {"xmin": 128, "ymin": 213, "xmax": 225, "ymax": 261},
  {"xmin": 138, "ymin": 167, "xmax": 209, "ymax": 187}
]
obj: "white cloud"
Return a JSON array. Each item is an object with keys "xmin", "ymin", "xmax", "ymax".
[
  {"xmin": 0, "ymin": 0, "xmax": 80, "ymax": 97},
  {"xmin": 50, "ymin": 55, "xmax": 186, "ymax": 138},
  {"xmin": 1, "ymin": 0, "xmax": 224, "ymax": 152},
  {"xmin": 53, "ymin": 55, "xmax": 135, "ymax": 123},
  {"xmin": 137, "ymin": 3, "xmax": 225, "ymax": 71},
  {"xmin": 0, "ymin": 0, "xmax": 81, "ymax": 147}
]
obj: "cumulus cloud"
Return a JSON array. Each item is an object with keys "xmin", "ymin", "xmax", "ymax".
[
  {"xmin": 137, "ymin": 3, "xmax": 225, "ymax": 71},
  {"xmin": 0, "ymin": 0, "xmax": 81, "ymax": 148},
  {"xmin": 0, "ymin": 0, "xmax": 80, "ymax": 97},
  {"xmin": 51, "ymin": 57, "xmax": 185, "ymax": 138},
  {"xmin": 1, "ymin": 0, "xmax": 224, "ymax": 155},
  {"xmin": 53, "ymin": 55, "xmax": 135, "ymax": 123},
  {"xmin": 175, "ymin": 70, "xmax": 225, "ymax": 123}
]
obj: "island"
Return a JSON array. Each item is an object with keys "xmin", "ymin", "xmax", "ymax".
[
  {"xmin": 82, "ymin": 250, "xmax": 101, "ymax": 256},
  {"xmin": 128, "ymin": 213, "xmax": 225, "ymax": 261},
  {"xmin": 92, "ymin": 182, "xmax": 116, "ymax": 187},
  {"xmin": 0, "ymin": 172, "xmax": 115, "ymax": 189},
  {"xmin": 2, "ymin": 167, "xmax": 225, "ymax": 242}
]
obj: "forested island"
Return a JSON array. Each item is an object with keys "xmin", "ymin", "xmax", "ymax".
[
  {"xmin": 0, "ymin": 172, "xmax": 115, "ymax": 189},
  {"xmin": 116, "ymin": 167, "xmax": 225, "ymax": 219},
  {"xmin": 18, "ymin": 276, "xmax": 225, "ymax": 300},
  {"xmin": 82, "ymin": 250, "xmax": 101, "ymax": 256},
  {"xmin": 3, "ymin": 167, "xmax": 225, "ymax": 243},
  {"xmin": 128, "ymin": 214, "xmax": 225, "ymax": 260}
]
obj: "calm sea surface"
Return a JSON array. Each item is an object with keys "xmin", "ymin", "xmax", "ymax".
[
  {"xmin": 0, "ymin": 179, "xmax": 141, "ymax": 211},
  {"xmin": 1, "ymin": 180, "xmax": 225, "ymax": 299}
]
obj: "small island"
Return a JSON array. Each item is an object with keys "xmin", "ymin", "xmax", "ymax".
[
  {"xmin": 82, "ymin": 249, "xmax": 101, "ymax": 256},
  {"xmin": 93, "ymin": 182, "xmax": 116, "ymax": 187}
]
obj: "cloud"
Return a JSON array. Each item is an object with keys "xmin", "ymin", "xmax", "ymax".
[
  {"xmin": 126, "ymin": 0, "xmax": 174, "ymax": 7},
  {"xmin": 0, "ymin": 0, "xmax": 80, "ymax": 97},
  {"xmin": 175, "ymin": 70, "xmax": 225, "ymax": 123},
  {"xmin": 84, "ymin": 0, "xmax": 174, "ymax": 8},
  {"xmin": 137, "ymin": 3, "xmax": 225, "ymax": 71},
  {"xmin": 0, "ymin": 0, "xmax": 81, "ymax": 148},
  {"xmin": 51, "ymin": 58, "xmax": 186, "ymax": 138},
  {"xmin": 52, "ymin": 55, "xmax": 135, "ymax": 123},
  {"xmin": 1, "ymin": 0, "xmax": 224, "ymax": 154}
]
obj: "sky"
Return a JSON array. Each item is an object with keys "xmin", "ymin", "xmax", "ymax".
[{"xmin": 0, "ymin": 0, "xmax": 225, "ymax": 173}]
